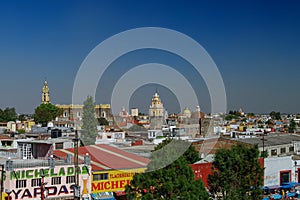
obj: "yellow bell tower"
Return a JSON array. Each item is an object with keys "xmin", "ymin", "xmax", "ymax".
[
  {"xmin": 149, "ymin": 92, "xmax": 164, "ymax": 118},
  {"xmin": 42, "ymin": 80, "xmax": 50, "ymax": 104},
  {"xmin": 149, "ymin": 91, "xmax": 165, "ymax": 129}
]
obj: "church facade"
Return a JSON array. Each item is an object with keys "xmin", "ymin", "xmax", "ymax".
[
  {"xmin": 56, "ymin": 104, "xmax": 111, "ymax": 121},
  {"xmin": 40, "ymin": 81, "xmax": 111, "ymax": 123}
]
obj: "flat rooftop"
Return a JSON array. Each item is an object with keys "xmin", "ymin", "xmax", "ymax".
[{"xmin": 236, "ymin": 133, "xmax": 300, "ymax": 147}]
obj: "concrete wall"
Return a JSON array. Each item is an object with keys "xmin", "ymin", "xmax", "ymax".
[{"xmin": 264, "ymin": 156, "xmax": 295, "ymax": 186}]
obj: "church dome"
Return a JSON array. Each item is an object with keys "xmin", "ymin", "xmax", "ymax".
[{"xmin": 183, "ymin": 107, "xmax": 191, "ymax": 118}]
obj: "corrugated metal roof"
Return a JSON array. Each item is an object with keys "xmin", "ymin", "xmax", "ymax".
[{"xmin": 54, "ymin": 144, "xmax": 150, "ymax": 171}]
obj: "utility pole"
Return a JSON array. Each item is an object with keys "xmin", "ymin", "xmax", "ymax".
[
  {"xmin": 0, "ymin": 164, "xmax": 4, "ymax": 200},
  {"xmin": 262, "ymin": 133, "xmax": 265, "ymax": 157},
  {"xmin": 40, "ymin": 169, "xmax": 45, "ymax": 200},
  {"xmin": 295, "ymin": 161, "xmax": 298, "ymax": 182},
  {"xmin": 261, "ymin": 130, "xmax": 268, "ymax": 159},
  {"xmin": 73, "ymin": 130, "xmax": 80, "ymax": 200},
  {"xmin": 199, "ymin": 117, "xmax": 202, "ymax": 136}
]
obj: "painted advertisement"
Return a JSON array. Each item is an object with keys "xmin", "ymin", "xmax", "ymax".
[
  {"xmin": 91, "ymin": 168, "xmax": 146, "ymax": 193},
  {"xmin": 4, "ymin": 164, "xmax": 91, "ymax": 200}
]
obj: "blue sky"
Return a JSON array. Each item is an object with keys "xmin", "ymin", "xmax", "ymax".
[{"xmin": 0, "ymin": 0, "xmax": 299, "ymax": 114}]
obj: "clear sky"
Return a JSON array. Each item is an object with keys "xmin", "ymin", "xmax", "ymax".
[{"xmin": 0, "ymin": 0, "xmax": 299, "ymax": 114}]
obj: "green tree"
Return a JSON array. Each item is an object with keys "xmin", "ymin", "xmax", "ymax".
[
  {"xmin": 34, "ymin": 104, "xmax": 62, "ymax": 126},
  {"xmin": 126, "ymin": 139, "xmax": 208, "ymax": 200},
  {"xmin": 225, "ymin": 114, "xmax": 239, "ymax": 121},
  {"xmin": 247, "ymin": 113, "xmax": 255, "ymax": 117},
  {"xmin": 288, "ymin": 119, "xmax": 296, "ymax": 133},
  {"xmin": 229, "ymin": 110, "xmax": 241, "ymax": 116},
  {"xmin": 0, "ymin": 109, "xmax": 3, "ymax": 122},
  {"xmin": 208, "ymin": 144, "xmax": 263, "ymax": 200},
  {"xmin": 270, "ymin": 111, "xmax": 281, "ymax": 120},
  {"xmin": 260, "ymin": 150, "xmax": 268, "ymax": 158},
  {"xmin": 18, "ymin": 114, "xmax": 26, "ymax": 122},
  {"xmin": 81, "ymin": 96, "xmax": 98, "ymax": 146},
  {"xmin": 0, "ymin": 107, "xmax": 17, "ymax": 122},
  {"xmin": 97, "ymin": 117, "xmax": 109, "ymax": 126}
]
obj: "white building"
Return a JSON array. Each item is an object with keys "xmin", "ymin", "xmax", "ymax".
[
  {"xmin": 95, "ymin": 130, "xmax": 126, "ymax": 144},
  {"xmin": 264, "ymin": 156, "xmax": 298, "ymax": 186},
  {"xmin": 238, "ymin": 134, "xmax": 300, "ymax": 158}
]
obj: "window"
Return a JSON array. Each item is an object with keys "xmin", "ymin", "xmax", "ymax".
[
  {"xmin": 66, "ymin": 176, "xmax": 75, "ymax": 184},
  {"xmin": 115, "ymin": 133, "xmax": 122, "ymax": 139},
  {"xmin": 31, "ymin": 178, "xmax": 41, "ymax": 187},
  {"xmin": 289, "ymin": 146, "xmax": 295, "ymax": 152},
  {"xmin": 102, "ymin": 111, "xmax": 106, "ymax": 118},
  {"xmin": 16, "ymin": 180, "xmax": 27, "ymax": 188},
  {"xmin": 271, "ymin": 149, "xmax": 277, "ymax": 156},
  {"xmin": 55, "ymin": 142, "xmax": 63, "ymax": 149},
  {"xmin": 51, "ymin": 177, "xmax": 61, "ymax": 185},
  {"xmin": 93, "ymin": 173, "xmax": 108, "ymax": 181},
  {"xmin": 281, "ymin": 148, "xmax": 286, "ymax": 154},
  {"xmin": 19, "ymin": 143, "xmax": 32, "ymax": 159},
  {"xmin": 280, "ymin": 170, "xmax": 291, "ymax": 185}
]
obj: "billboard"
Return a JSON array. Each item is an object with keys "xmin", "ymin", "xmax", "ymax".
[{"xmin": 91, "ymin": 168, "xmax": 146, "ymax": 193}]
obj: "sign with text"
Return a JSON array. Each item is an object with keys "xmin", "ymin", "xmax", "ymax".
[
  {"xmin": 91, "ymin": 168, "xmax": 146, "ymax": 193},
  {"xmin": 4, "ymin": 165, "xmax": 91, "ymax": 200}
]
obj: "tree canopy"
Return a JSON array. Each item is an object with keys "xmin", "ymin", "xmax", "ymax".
[
  {"xmin": 228, "ymin": 110, "xmax": 242, "ymax": 116},
  {"xmin": 288, "ymin": 119, "xmax": 296, "ymax": 133},
  {"xmin": 225, "ymin": 114, "xmax": 239, "ymax": 121},
  {"xmin": 34, "ymin": 103, "xmax": 62, "ymax": 126},
  {"xmin": 81, "ymin": 96, "xmax": 98, "ymax": 146},
  {"xmin": 97, "ymin": 117, "xmax": 109, "ymax": 126},
  {"xmin": 270, "ymin": 111, "xmax": 281, "ymax": 120},
  {"xmin": 208, "ymin": 144, "xmax": 263, "ymax": 200},
  {"xmin": 0, "ymin": 107, "xmax": 17, "ymax": 122},
  {"xmin": 126, "ymin": 139, "xmax": 208, "ymax": 200}
]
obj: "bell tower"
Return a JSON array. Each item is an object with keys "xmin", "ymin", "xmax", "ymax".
[
  {"xmin": 149, "ymin": 91, "xmax": 164, "ymax": 118},
  {"xmin": 42, "ymin": 80, "xmax": 50, "ymax": 104},
  {"xmin": 149, "ymin": 91, "xmax": 165, "ymax": 129}
]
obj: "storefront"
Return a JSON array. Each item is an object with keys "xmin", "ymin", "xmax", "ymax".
[
  {"xmin": 91, "ymin": 168, "xmax": 146, "ymax": 200},
  {"xmin": 3, "ymin": 164, "xmax": 92, "ymax": 200}
]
